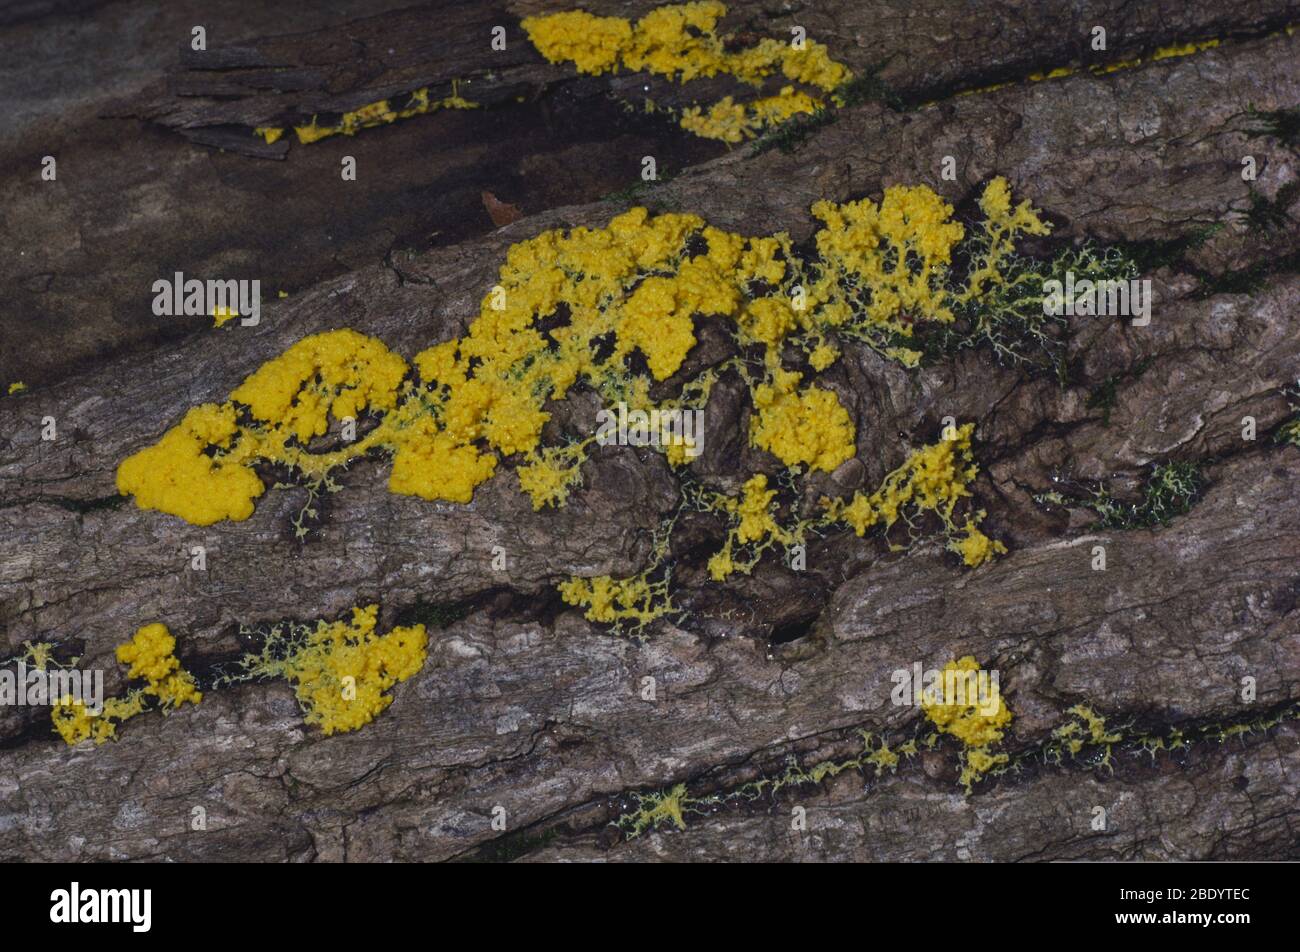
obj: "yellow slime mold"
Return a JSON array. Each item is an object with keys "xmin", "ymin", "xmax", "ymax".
[
  {"xmin": 523, "ymin": 3, "xmax": 852, "ymax": 142},
  {"xmin": 120, "ymin": 179, "xmax": 1048, "ymax": 629}
]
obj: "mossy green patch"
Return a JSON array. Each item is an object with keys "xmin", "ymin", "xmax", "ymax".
[{"xmin": 1036, "ymin": 460, "xmax": 1204, "ymax": 530}]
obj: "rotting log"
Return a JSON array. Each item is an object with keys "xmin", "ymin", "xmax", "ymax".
[{"xmin": 1, "ymin": 2, "xmax": 1298, "ymax": 861}]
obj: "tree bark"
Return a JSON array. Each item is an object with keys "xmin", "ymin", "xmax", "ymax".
[{"xmin": 1, "ymin": 0, "xmax": 1298, "ymax": 861}]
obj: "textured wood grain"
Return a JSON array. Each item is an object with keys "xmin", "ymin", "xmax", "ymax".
[{"xmin": 1, "ymin": 1, "xmax": 1298, "ymax": 861}]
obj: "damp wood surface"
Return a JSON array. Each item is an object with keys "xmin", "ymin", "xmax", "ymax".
[{"xmin": 1, "ymin": 0, "xmax": 1299, "ymax": 861}]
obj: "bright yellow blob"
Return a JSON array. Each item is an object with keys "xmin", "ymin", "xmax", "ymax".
[
  {"xmin": 52, "ymin": 623, "xmax": 202, "ymax": 746},
  {"xmin": 523, "ymin": 3, "xmax": 852, "ymax": 142},
  {"xmin": 921, "ymin": 656, "xmax": 1013, "ymax": 791},
  {"xmin": 116, "ymin": 623, "xmax": 204, "ymax": 708},
  {"xmin": 750, "ymin": 372, "xmax": 855, "ymax": 473},
  {"xmin": 230, "ymin": 604, "xmax": 427, "ymax": 736}
]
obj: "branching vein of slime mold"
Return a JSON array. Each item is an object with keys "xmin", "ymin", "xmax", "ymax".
[
  {"xmin": 249, "ymin": 4, "xmax": 1297, "ymax": 151},
  {"xmin": 93, "ymin": 177, "xmax": 1138, "ymax": 742}
]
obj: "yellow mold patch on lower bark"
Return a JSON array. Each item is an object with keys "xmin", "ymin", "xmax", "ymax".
[{"xmin": 52, "ymin": 623, "xmax": 202, "ymax": 747}]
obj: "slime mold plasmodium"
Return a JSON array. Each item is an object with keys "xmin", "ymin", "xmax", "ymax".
[
  {"xmin": 921, "ymin": 656, "xmax": 1013, "ymax": 792},
  {"xmin": 942, "ymin": 36, "xmax": 1229, "ymax": 104},
  {"xmin": 1050, "ymin": 704, "xmax": 1123, "ymax": 771},
  {"xmin": 254, "ymin": 83, "xmax": 478, "ymax": 147},
  {"xmin": 680, "ymin": 421, "xmax": 1001, "ymax": 592},
  {"xmin": 52, "ymin": 623, "xmax": 202, "ymax": 746},
  {"xmin": 615, "ymin": 731, "xmax": 919, "ymax": 836},
  {"xmin": 615, "ymin": 700, "xmax": 1300, "ymax": 833},
  {"xmin": 118, "ymin": 177, "xmax": 1062, "ymax": 630},
  {"xmin": 216, "ymin": 604, "xmax": 427, "ymax": 736},
  {"xmin": 50, "ymin": 605, "xmax": 426, "ymax": 746},
  {"xmin": 522, "ymin": 2, "xmax": 853, "ymax": 143},
  {"xmin": 212, "ymin": 306, "xmax": 238, "ymax": 328}
]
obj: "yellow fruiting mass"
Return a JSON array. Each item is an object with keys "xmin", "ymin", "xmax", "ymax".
[
  {"xmin": 733, "ymin": 474, "xmax": 781, "ymax": 544},
  {"xmin": 120, "ymin": 178, "xmax": 1046, "ymax": 629},
  {"xmin": 51, "ymin": 694, "xmax": 147, "ymax": 747},
  {"xmin": 812, "ymin": 184, "xmax": 967, "ymax": 325},
  {"xmin": 680, "ymin": 87, "xmax": 824, "ymax": 143},
  {"xmin": 705, "ymin": 473, "xmax": 791, "ymax": 581},
  {"xmin": 52, "ymin": 606, "xmax": 426, "ymax": 747},
  {"xmin": 823, "ymin": 423, "xmax": 1001, "ymax": 565},
  {"xmin": 949, "ymin": 516, "xmax": 1008, "ymax": 568},
  {"xmin": 116, "ymin": 402, "xmax": 267, "ymax": 525},
  {"xmin": 116, "ymin": 623, "xmax": 204, "ymax": 708},
  {"xmin": 523, "ymin": 3, "xmax": 852, "ymax": 142},
  {"xmin": 749, "ymin": 373, "xmax": 855, "ymax": 473},
  {"xmin": 558, "ymin": 574, "xmax": 670, "ymax": 627},
  {"xmin": 524, "ymin": 9, "xmax": 631, "ymax": 74},
  {"xmin": 229, "ymin": 604, "xmax": 427, "ymax": 736},
  {"xmin": 921, "ymin": 656, "xmax": 1013, "ymax": 791},
  {"xmin": 289, "ymin": 606, "xmax": 427, "ymax": 735},
  {"xmin": 524, "ymin": 2, "xmax": 849, "ymax": 89},
  {"xmin": 52, "ymin": 623, "xmax": 202, "ymax": 746},
  {"xmin": 922, "ymin": 656, "xmax": 1011, "ymax": 747}
]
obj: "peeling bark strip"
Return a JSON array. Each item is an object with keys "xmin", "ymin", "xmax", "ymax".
[{"xmin": 2, "ymin": 1, "xmax": 1299, "ymax": 862}]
